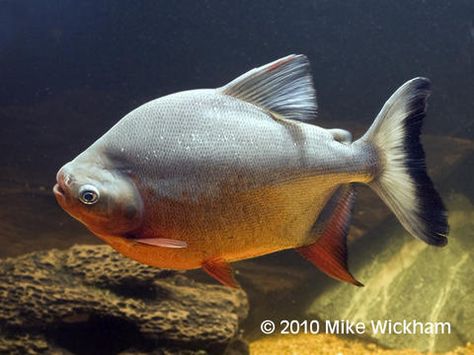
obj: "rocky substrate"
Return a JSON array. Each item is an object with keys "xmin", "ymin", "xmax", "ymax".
[
  {"xmin": 305, "ymin": 194, "xmax": 474, "ymax": 353},
  {"xmin": 250, "ymin": 334, "xmax": 474, "ymax": 355},
  {"xmin": 0, "ymin": 245, "xmax": 249, "ymax": 354}
]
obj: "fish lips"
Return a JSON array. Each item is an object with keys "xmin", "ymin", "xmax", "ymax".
[
  {"xmin": 53, "ymin": 167, "xmax": 71, "ymax": 204},
  {"xmin": 53, "ymin": 183, "xmax": 65, "ymax": 200}
]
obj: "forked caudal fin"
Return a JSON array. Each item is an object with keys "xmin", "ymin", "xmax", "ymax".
[{"xmin": 358, "ymin": 77, "xmax": 448, "ymax": 246}]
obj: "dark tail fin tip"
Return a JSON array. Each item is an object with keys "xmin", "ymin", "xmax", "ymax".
[
  {"xmin": 404, "ymin": 78, "xmax": 449, "ymax": 246},
  {"xmin": 363, "ymin": 77, "xmax": 449, "ymax": 246}
]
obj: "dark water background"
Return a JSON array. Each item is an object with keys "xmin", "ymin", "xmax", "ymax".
[
  {"xmin": 2, "ymin": 0, "xmax": 472, "ymax": 254},
  {"xmin": 2, "ymin": 1, "xmax": 473, "ymax": 171},
  {"xmin": 0, "ymin": 1, "xmax": 473, "ymax": 353}
]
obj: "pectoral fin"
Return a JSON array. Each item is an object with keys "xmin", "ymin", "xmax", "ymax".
[
  {"xmin": 135, "ymin": 238, "xmax": 187, "ymax": 249},
  {"xmin": 297, "ymin": 185, "xmax": 363, "ymax": 287},
  {"xmin": 202, "ymin": 258, "xmax": 239, "ymax": 288}
]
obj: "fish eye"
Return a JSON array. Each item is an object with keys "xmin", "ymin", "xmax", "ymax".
[{"xmin": 78, "ymin": 185, "xmax": 100, "ymax": 205}]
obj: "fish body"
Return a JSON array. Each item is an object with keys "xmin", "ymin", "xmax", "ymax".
[
  {"xmin": 54, "ymin": 55, "xmax": 448, "ymax": 287},
  {"xmin": 72, "ymin": 90, "xmax": 369, "ymax": 268}
]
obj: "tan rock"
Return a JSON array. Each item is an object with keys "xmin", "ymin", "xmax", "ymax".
[{"xmin": 0, "ymin": 245, "xmax": 248, "ymax": 354}]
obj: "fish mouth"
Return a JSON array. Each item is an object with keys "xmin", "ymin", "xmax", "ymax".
[
  {"xmin": 54, "ymin": 167, "xmax": 71, "ymax": 201},
  {"xmin": 53, "ymin": 183, "xmax": 65, "ymax": 199}
]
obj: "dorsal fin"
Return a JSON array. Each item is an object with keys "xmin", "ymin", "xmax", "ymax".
[{"xmin": 219, "ymin": 54, "xmax": 317, "ymax": 121}]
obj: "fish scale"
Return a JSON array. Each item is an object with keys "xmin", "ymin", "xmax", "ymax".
[{"xmin": 54, "ymin": 54, "xmax": 448, "ymax": 288}]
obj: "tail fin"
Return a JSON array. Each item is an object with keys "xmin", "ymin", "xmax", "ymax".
[{"xmin": 359, "ymin": 77, "xmax": 448, "ymax": 246}]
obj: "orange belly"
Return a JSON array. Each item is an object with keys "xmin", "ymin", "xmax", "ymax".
[{"xmin": 95, "ymin": 172, "xmax": 366, "ymax": 270}]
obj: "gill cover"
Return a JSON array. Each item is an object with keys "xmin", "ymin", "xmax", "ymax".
[{"xmin": 56, "ymin": 158, "xmax": 144, "ymax": 236}]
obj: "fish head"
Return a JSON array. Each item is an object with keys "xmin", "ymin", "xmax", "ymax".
[{"xmin": 53, "ymin": 156, "xmax": 144, "ymax": 236}]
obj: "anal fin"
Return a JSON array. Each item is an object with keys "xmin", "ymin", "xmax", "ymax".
[
  {"xmin": 297, "ymin": 185, "xmax": 363, "ymax": 287},
  {"xmin": 202, "ymin": 258, "xmax": 239, "ymax": 288}
]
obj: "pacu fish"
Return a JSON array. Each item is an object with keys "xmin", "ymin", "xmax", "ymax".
[{"xmin": 54, "ymin": 54, "xmax": 448, "ymax": 287}]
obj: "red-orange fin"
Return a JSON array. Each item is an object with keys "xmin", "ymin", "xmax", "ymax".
[
  {"xmin": 266, "ymin": 54, "xmax": 295, "ymax": 72},
  {"xmin": 297, "ymin": 185, "xmax": 364, "ymax": 287},
  {"xmin": 135, "ymin": 238, "xmax": 187, "ymax": 248},
  {"xmin": 202, "ymin": 258, "xmax": 239, "ymax": 288}
]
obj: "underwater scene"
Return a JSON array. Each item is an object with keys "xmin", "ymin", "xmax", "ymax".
[{"xmin": 1, "ymin": 1, "xmax": 473, "ymax": 354}]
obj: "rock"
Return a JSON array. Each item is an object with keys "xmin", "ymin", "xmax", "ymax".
[
  {"xmin": 250, "ymin": 333, "xmax": 424, "ymax": 355},
  {"xmin": 306, "ymin": 194, "xmax": 474, "ymax": 352},
  {"xmin": 0, "ymin": 334, "xmax": 52, "ymax": 355},
  {"xmin": 0, "ymin": 245, "xmax": 249, "ymax": 354},
  {"xmin": 249, "ymin": 333, "xmax": 474, "ymax": 355},
  {"xmin": 236, "ymin": 259, "xmax": 313, "ymax": 297}
]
